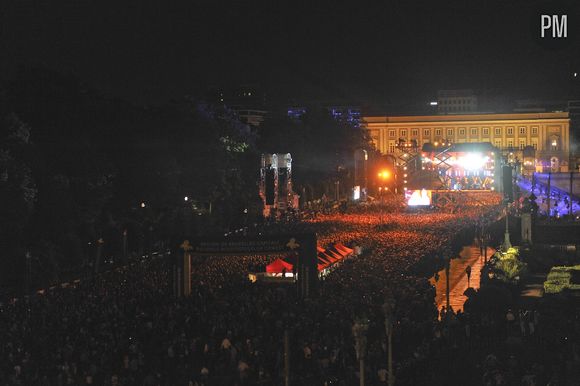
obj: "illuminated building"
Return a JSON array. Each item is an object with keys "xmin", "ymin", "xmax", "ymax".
[{"xmin": 363, "ymin": 112, "xmax": 571, "ymax": 172}]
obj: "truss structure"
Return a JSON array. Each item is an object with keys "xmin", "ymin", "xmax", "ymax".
[{"xmin": 394, "ymin": 140, "xmax": 420, "ymax": 192}]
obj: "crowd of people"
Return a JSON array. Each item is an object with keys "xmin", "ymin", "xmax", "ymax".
[{"xmin": 1, "ymin": 196, "xmax": 508, "ymax": 385}]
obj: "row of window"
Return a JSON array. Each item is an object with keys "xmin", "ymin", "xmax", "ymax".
[
  {"xmin": 386, "ymin": 139, "xmax": 539, "ymax": 153},
  {"xmin": 440, "ymin": 99, "xmax": 474, "ymax": 105},
  {"xmin": 440, "ymin": 106, "xmax": 473, "ymax": 112},
  {"xmin": 388, "ymin": 126, "xmax": 538, "ymax": 138}
]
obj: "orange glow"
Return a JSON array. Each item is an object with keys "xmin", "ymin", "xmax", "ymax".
[{"xmin": 377, "ymin": 170, "xmax": 390, "ymax": 179}]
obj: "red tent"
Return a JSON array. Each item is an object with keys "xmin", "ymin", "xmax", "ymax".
[
  {"xmin": 334, "ymin": 243, "xmax": 353, "ymax": 255},
  {"xmin": 266, "ymin": 258, "xmax": 294, "ymax": 273},
  {"xmin": 326, "ymin": 249, "xmax": 344, "ymax": 261},
  {"xmin": 318, "ymin": 251, "xmax": 336, "ymax": 263}
]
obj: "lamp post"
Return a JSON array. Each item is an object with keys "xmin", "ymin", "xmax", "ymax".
[
  {"xmin": 25, "ymin": 251, "xmax": 31, "ymax": 295},
  {"xmin": 445, "ymin": 254, "xmax": 450, "ymax": 316},
  {"xmin": 382, "ymin": 298, "xmax": 396, "ymax": 386},
  {"xmin": 483, "ymin": 232, "xmax": 489, "ymax": 263},
  {"xmin": 122, "ymin": 229, "xmax": 128, "ymax": 262},
  {"xmin": 284, "ymin": 328, "xmax": 290, "ymax": 386},
  {"xmin": 502, "ymin": 199, "xmax": 512, "ymax": 251},
  {"xmin": 95, "ymin": 238, "xmax": 104, "ymax": 275},
  {"xmin": 352, "ymin": 318, "xmax": 369, "ymax": 386}
]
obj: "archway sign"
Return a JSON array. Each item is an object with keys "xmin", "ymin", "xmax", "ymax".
[{"xmin": 176, "ymin": 233, "xmax": 318, "ymax": 298}]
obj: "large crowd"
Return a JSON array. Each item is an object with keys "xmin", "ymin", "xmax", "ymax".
[{"xmin": 1, "ymin": 197, "xmax": 506, "ymax": 385}]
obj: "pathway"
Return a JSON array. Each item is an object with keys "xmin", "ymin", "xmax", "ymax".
[{"xmin": 430, "ymin": 244, "xmax": 496, "ymax": 314}]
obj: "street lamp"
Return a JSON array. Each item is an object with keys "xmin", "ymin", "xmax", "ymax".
[{"xmin": 352, "ymin": 318, "xmax": 369, "ymax": 386}]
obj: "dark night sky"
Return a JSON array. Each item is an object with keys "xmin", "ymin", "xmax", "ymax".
[{"xmin": 1, "ymin": 0, "xmax": 579, "ymax": 106}]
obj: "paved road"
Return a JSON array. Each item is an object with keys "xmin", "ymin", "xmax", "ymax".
[{"xmin": 430, "ymin": 244, "xmax": 496, "ymax": 314}]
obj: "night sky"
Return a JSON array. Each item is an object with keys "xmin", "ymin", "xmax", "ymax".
[{"xmin": 2, "ymin": 0, "xmax": 579, "ymax": 106}]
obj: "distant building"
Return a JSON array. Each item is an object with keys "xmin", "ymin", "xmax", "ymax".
[
  {"xmin": 327, "ymin": 106, "xmax": 362, "ymax": 126},
  {"xmin": 363, "ymin": 112, "xmax": 571, "ymax": 172},
  {"xmin": 437, "ymin": 89, "xmax": 478, "ymax": 114},
  {"xmin": 285, "ymin": 105, "xmax": 361, "ymax": 126},
  {"xmin": 287, "ymin": 106, "xmax": 307, "ymax": 120},
  {"xmin": 513, "ymin": 99, "xmax": 567, "ymax": 113},
  {"xmin": 206, "ymin": 84, "xmax": 268, "ymax": 127}
]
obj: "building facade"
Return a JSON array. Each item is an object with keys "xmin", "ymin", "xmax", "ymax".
[{"xmin": 363, "ymin": 112, "xmax": 571, "ymax": 172}]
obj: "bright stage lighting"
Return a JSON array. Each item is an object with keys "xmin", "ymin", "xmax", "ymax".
[
  {"xmin": 406, "ymin": 189, "xmax": 432, "ymax": 206},
  {"xmin": 457, "ymin": 153, "xmax": 488, "ymax": 171}
]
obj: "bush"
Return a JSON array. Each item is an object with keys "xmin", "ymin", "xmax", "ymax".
[
  {"xmin": 489, "ymin": 247, "xmax": 527, "ymax": 285},
  {"xmin": 544, "ymin": 265, "xmax": 580, "ymax": 294}
]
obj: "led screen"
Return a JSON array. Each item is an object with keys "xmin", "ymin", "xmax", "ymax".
[{"xmin": 405, "ymin": 189, "xmax": 432, "ymax": 206}]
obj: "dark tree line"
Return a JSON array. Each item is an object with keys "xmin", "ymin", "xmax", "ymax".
[
  {"xmin": 0, "ymin": 67, "xmax": 374, "ymax": 294},
  {"xmin": 0, "ymin": 68, "xmax": 259, "ymax": 293}
]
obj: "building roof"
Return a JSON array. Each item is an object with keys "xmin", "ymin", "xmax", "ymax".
[{"xmin": 363, "ymin": 112, "xmax": 569, "ymax": 124}]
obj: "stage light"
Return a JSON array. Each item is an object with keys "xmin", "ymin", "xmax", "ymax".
[
  {"xmin": 378, "ymin": 170, "xmax": 390, "ymax": 179},
  {"xmin": 458, "ymin": 153, "xmax": 487, "ymax": 171}
]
